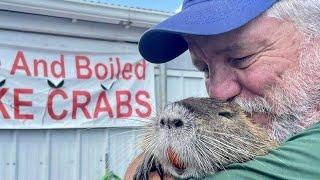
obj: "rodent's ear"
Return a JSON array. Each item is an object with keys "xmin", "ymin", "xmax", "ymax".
[
  {"xmin": 177, "ymin": 101, "xmax": 198, "ymax": 114},
  {"xmin": 218, "ymin": 111, "xmax": 233, "ymax": 119}
]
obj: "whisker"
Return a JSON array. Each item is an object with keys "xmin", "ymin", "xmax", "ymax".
[
  {"xmin": 197, "ymin": 139, "xmax": 227, "ymax": 170},
  {"xmin": 200, "ymin": 135, "xmax": 253, "ymax": 160},
  {"xmin": 202, "ymin": 130, "xmax": 273, "ymax": 146},
  {"xmin": 199, "ymin": 135, "xmax": 277, "ymax": 173},
  {"xmin": 108, "ymin": 129, "xmax": 144, "ymax": 138}
]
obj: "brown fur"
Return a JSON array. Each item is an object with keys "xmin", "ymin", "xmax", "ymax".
[{"xmin": 135, "ymin": 97, "xmax": 277, "ymax": 179}]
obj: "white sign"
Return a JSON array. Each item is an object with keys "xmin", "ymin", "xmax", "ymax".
[{"xmin": 0, "ymin": 47, "xmax": 155, "ymax": 128}]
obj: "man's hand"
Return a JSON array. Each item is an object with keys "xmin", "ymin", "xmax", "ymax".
[{"xmin": 124, "ymin": 154, "xmax": 173, "ymax": 180}]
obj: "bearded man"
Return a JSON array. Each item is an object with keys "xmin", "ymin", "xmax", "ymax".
[{"xmin": 126, "ymin": 0, "xmax": 320, "ymax": 179}]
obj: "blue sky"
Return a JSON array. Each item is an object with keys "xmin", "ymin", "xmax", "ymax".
[{"xmin": 95, "ymin": 0, "xmax": 183, "ymax": 13}]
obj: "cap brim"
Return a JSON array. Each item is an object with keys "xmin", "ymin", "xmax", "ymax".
[{"xmin": 139, "ymin": 0, "xmax": 277, "ymax": 63}]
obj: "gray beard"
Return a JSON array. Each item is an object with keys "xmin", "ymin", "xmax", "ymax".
[
  {"xmin": 232, "ymin": 44, "xmax": 320, "ymax": 144},
  {"xmin": 267, "ymin": 114, "xmax": 304, "ymax": 144},
  {"xmin": 232, "ymin": 97, "xmax": 305, "ymax": 144}
]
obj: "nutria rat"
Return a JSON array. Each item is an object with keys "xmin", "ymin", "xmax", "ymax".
[{"xmin": 134, "ymin": 97, "xmax": 277, "ymax": 179}]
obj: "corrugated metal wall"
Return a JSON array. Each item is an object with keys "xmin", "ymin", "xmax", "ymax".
[
  {"xmin": 0, "ymin": 10, "xmax": 208, "ymax": 180},
  {"xmin": 0, "ymin": 70, "xmax": 207, "ymax": 180},
  {"xmin": 0, "ymin": 128, "xmax": 139, "ymax": 180}
]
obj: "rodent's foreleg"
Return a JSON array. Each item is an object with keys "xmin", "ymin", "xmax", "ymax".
[{"xmin": 134, "ymin": 154, "xmax": 164, "ymax": 180}]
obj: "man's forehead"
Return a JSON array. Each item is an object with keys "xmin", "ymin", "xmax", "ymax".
[
  {"xmin": 184, "ymin": 16, "xmax": 282, "ymax": 52},
  {"xmin": 185, "ymin": 35, "xmax": 262, "ymax": 56}
]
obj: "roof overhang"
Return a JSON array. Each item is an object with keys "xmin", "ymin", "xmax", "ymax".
[{"xmin": 0, "ymin": 0, "xmax": 173, "ymax": 28}]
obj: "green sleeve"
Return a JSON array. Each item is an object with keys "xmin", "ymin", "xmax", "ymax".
[{"xmin": 204, "ymin": 123, "xmax": 320, "ymax": 180}]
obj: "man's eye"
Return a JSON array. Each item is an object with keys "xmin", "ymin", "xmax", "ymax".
[{"xmin": 230, "ymin": 55, "xmax": 254, "ymax": 69}]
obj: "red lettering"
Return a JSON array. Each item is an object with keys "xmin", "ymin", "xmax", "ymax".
[
  {"xmin": 116, "ymin": 57, "xmax": 121, "ymax": 79},
  {"xmin": 116, "ymin": 90, "xmax": 132, "ymax": 118},
  {"xmin": 10, "ymin": 51, "xmax": 31, "ymax": 76},
  {"xmin": 135, "ymin": 60, "xmax": 146, "ymax": 80},
  {"xmin": 94, "ymin": 91, "xmax": 113, "ymax": 118},
  {"xmin": 95, "ymin": 63, "xmax": 108, "ymax": 80},
  {"xmin": 109, "ymin": 58, "xmax": 115, "ymax": 79},
  {"xmin": 47, "ymin": 89, "xmax": 68, "ymax": 120},
  {"xmin": 122, "ymin": 63, "xmax": 133, "ymax": 80},
  {"xmin": 0, "ymin": 88, "xmax": 10, "ymax": 119},
  {"xmin": 72, "ymin": 90, "xmax": 92, "ymax": 119},
  {"xmin": 34, "ymin": 59, "xmax": 48, "ymax": 77},
  {"xmin": 76, "ymin": 56, "xmax": 92, "ymax": 79},
  {"xmin": 135, "ymin": 91, "xmax": 152, "ymax": 118},
  {"xmin": 51, "ymin": 55, "xmax": 66, "ymax": 78},
  {"xmin": 14, "ymin": 88, "xmax": 33, "ymax": 120}
]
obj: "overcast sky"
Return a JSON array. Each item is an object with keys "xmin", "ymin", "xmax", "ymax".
[{"xmin": 98, "ymin": 0, "xmax": 183, "ymax": 12}]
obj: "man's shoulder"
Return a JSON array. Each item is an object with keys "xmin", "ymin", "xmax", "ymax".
[{"xmin": 205, "ymin": 122, "xmax": 320, "ymax": 180}]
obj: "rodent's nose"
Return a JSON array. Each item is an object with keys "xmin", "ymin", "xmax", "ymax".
[{"xmin": 160, "ymin": 118, "xmax": 184, "ymax": 129}]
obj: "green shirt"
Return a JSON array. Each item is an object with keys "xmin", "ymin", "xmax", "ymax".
[{"xmin": 204, "ymin": 123, "xmax": 320, "ymax": 180}]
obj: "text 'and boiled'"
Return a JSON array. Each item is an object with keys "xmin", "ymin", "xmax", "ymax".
[{"xmin": 0, "ymin": 50, "xmax": 155, "ymax": 124}]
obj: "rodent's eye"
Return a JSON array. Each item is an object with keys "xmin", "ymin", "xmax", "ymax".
[
  {"xmin": 160, "ymin": 118, "xmax": 165, "ymax": 126},
  {"xmin": 218, "ymin": 111, "xmax": 233, "ymax": 119}
]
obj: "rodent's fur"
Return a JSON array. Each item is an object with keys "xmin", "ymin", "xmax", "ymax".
[{"xmin": 135, "ymin": 97, "xmax": 277, "ymax": 179}]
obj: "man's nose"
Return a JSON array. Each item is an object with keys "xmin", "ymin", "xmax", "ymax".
[{"xmin": 206, "ymin": 66, "xmax": 241, "ymax": 101}]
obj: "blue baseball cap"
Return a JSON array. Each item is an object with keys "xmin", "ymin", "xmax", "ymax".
[{"xmin": 139, "ymin": 0, "xmax": 277, "ymax": 63}]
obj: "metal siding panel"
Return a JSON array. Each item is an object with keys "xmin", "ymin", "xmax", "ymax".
[
  {"xmin": 183, "ymin": 77, "xmax": 207, "ymax": 97},
  {"xmin": 154, "ymin": 73, "xmax": 161, "ymax": 112},
  {"xmin": 50, "ymin": 130, "xmax": 77, "ymax": 180},
  {"xmin": 108, "ymin": 128, "xmax": 141, "ymax": 178},
  {"xmin": 80, "ymin": 129, "xmax": 106, "ymax": 180},
  {"xmin": 16, "ymin": 130, "xmax": 46, "ymax": 180},
  {"xmin": 44, "ymin": 131, "xmax": 51, "ymax": 180},
  {"xmin": 166, "ymin": 51, "xmax": 197, "ymax": 71},
  {"xmin": 0, "ymin": 130, "xmax": 14, "ymax": 180},
  {"xmin": 167, "ymin": 76, "xmax": 183, "ymax": 103},
  {"xmin": 12, "ymin": 131, "xmax": 17, "ymax": 180},
  {"xmin": 75, "ymin": 130, "xmax": 81, "ymax": 180},
  {"xmin": 0, "ymin": 129, "xmax": 110, "ymax": 180}
]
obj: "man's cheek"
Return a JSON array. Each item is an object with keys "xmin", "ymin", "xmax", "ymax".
[{"xmin": 240, "ymin": 68, "xmax": 279, "ymax": 96}]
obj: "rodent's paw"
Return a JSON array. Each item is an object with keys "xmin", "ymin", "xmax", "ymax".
[{"xmin": 134, "ymin": 154, "xmax": 164, "ymax": 180}]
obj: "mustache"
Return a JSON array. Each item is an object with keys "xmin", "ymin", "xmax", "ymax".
[{"xmin": 232, "ymin": 96, "xmax": 272, "ymax": 114}]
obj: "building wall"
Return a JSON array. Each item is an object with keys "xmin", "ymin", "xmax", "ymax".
[
  {"xmin": 0, "ymin": 72, "xmax": 207, "ymax": 180},
  {"xmin": 0, "ymin": 10, "xmax": 207, "ymax": 180}
]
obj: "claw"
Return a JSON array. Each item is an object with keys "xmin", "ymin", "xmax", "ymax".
[
  {"xmin": 155, "ymin": 162, "xmax": 164, "ymax": 180},
  {"xmin": 133, "ymin": 154, "xmax": 164, "ymax": 180},
  {"xmin": 134, "ymin": 164, "xmax": 144, "ymax": 180}
]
